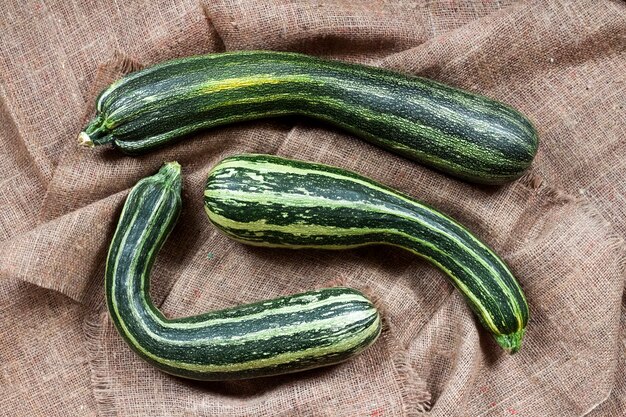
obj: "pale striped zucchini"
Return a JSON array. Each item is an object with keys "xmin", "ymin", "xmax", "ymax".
[
  {"xmin": 80, "ymin": 50, "xmax": 538, "ymax": 184},
  {"xmin": 204, "ymin": 154, "xmax": 529, "ymax": 352},
  {"xmin": 106, "ymin": 161, "xmax": 381, "ymax": 380}
]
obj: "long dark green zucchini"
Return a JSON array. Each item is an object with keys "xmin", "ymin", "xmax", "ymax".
[
  {"xmin": 106, "ymin": 161, "xmax": 381, "ymax": 380},
  {"xmin": 80, "ymin": 50, "xmax": 538, "ymax": 184},
  {"xmin": 204, "ymin": 154, "xmax": 529, "ymax": 352}
]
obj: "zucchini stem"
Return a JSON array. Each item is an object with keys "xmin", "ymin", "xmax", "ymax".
[
  {"xmin": 79, "ymin": 115, "xmax": 114, "ymax": 146},
  {"xmin": 493, "ymin": 328, "xmax": 525, "ymax": 353},
  {"xmin": 78, "ymin": 132, "xmax": 94, "ymax": 147},
  {"xmin": 158, "ymin": 161, "xmax": 182, "ymax": 191}
]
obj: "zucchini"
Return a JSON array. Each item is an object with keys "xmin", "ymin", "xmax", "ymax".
[
  {"xmin": 204, "ymin": 154, "xmax": 529, "ymax": 352},
  {"xmin": 80, "ymin": 50, "xmax": 538, "ymax": 184},
  {"xmin": 106, "ymin": 161, "xmax": 381, "ymax": 381}
]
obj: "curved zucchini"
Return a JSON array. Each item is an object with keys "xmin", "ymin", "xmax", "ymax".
[
  {"xmin": 80, "ymin": 50, "xmax": 538, "ymax": 184},
  {"xmin": 106, "ymin": 161, "xmax": 381, "ymax": 381},
  {"xmin": 204, "ymin": 154, "xmax": 529, "ymax": 352}
]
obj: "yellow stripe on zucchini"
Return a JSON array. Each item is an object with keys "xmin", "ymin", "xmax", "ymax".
[{"xmin": 80, "ymin": 50, "xmax": 538, "ymax": 184}]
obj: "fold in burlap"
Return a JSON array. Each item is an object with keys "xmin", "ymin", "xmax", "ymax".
[{"xmin": 1, "ymin": 1, "xmax": 625, "ymax": 415}]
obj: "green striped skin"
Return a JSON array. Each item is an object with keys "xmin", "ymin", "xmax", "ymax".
[
  {"xmin": 204, "ymin": 154, "xmax": 529, "ymax": 353},
  {"xmin": 80, "ymin": 50, "xmax": 538, "ymax": 184},
  {"xmin": 106, "ymin": 162, "xmax": 381, "ymax": 381}
]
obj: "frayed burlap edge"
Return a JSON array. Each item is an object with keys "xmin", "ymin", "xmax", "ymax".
[
  {"xmin": 84, "ymin": 310, "xmax": 117, "ymax": 416},
  {"xmin": 322, "ymin": 275, "xmax": 433, "ymax": 413}
]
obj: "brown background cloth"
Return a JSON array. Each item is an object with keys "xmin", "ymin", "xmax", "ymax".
[{"xmin": 1, "ymin": 0, "xmax": 625, "ymax": 415}]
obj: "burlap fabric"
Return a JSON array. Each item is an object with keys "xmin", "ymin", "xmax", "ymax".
[{"xmin": 1, "ymin": 1, "xmax": 625, "ymax": 415}]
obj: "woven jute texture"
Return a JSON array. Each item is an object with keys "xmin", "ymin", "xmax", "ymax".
[{"xmin": 1, "ymin": 1, "xmax": 625, "ymax": 416}]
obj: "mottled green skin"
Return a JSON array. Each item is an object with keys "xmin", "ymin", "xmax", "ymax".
[
  {"xmin": 106, "ymin": 162, "xmax": 381, "ymax": 381},
  {"xmin": 82, "ymin": 51, "xmax": 538, "ymax": 184},
  {"xmin": 204, "ymin": 154, "xmax": 529, "ymax": 352}
]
